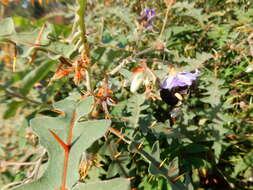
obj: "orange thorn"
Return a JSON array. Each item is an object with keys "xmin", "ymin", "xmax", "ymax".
[
  {"xmin": 115, "ymin": 137, "xmax": 123, "ymax": 144},
  {"xmin": 171, "ymin": 173, "xmax": 185, "ymax": 183},
  {"xmin": 114, "ymin": 152, "xmax": 122, "ymax": 159},
  {"xmin": 49, "ymin": 129, "xmax": 69, "ymax": 152},
  {"xmin": 12, "ymin": 56, "xmax": 16, "ymax": 72},
  {"xmin": 51, "ymin": 109, "xmax": 65, "ymax": 115},
  {"xmin": 158, "ymin": 158, "xmax": 167, "ymax": 168}
]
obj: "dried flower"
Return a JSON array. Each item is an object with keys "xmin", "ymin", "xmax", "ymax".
[
  {"xmin": 96, "ymin": 88, "xmax": 115, "ymax": 105},
  {"xmin": 130, "ymin": 66, "xmax": 145, "ymax": 93},
  {"xmin": 94, "ymin": 87, "xmax": 117, "ymax": 118},
  {"xmin": 130, "ymin": 61, "xmax": 156, "ymax": 93},
  {"xmin": 50, "ymin": 56, "xmax": 89, "ymax": 85}
]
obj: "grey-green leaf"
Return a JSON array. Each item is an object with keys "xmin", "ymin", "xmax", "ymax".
[
  {"xmin": 73, "ymin": 178, "xmax": 130, "ymax": 190},
  {"xmin": 0, "ymin": 17, "xmax": 15, "ymax": 37},
  {"xmin": 13, "ymin": 98, "xmax": 111, "ymax": 190},
  {"xmin": 19, "ymin": 61, "xmax": 55, "ymax": 96}
]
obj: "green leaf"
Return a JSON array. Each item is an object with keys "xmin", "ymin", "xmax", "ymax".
[
  {"xmin": 13, "ymin": 97, "xmax": 112, "ymax": 190},
  {"xmin": 136, "ymin": 143, "xmax": 186, "ymax": 190},
  {"xmin": 127, "ymin": 94, "xmax": 147, "ymax": 129},
  {"xmin": 169, "ymin": 2, "xmax": 208, "ymax": 25},
  {"xmin": 19, "ymin": 61, "xmax": 55, "ymax": 96},
  {"xmin": 3, "ymin": 101, "xmax": 24, "ymax": 119},
  {"xmin": 12, "ymin": 25, "xmax": 51, "ymax": 47},
  {"xmin": 184, "ymin": 143, "xmax": 209, "ymax": 154},
  {"xmin": 151, "ymin": 141, "xmax": 161, "ymax": 162},
  {"xmin": 167, "ymin": 157, "xmax": 179, "ymax": 179},
  {"xmin": 176, "ymin": 52, "xmax": 213, "ymax": 71},
  {"xmin": 73, "ymin": 178, "xmax": 130, "ymax": 190},
  {"xmin": 212, "ymin": 141, "xmax": 222, "ymax": 163},
  {"xmin": 231, "ymin": 156, "xmax": 248, "ymax": 178},
  {"xmin": 46, "ymin": 41, "xmax": 76, "ymax": 59},
  {"xmin": 200, "ymin": 74, "xmax": 228, "ymax": 106},
  {"xmin": 0, "ymin": 17, "xmax": 15, "ymax": 37},
  {"xmin": 5, "ymin": 23, "xmax": 75, "ymax": 59},
  {"xmin": 150, "ymin": 122, "xmax": 182, "ymax": 139},
  {"xmin": 76, "ymin": 96, "xmax": 94, "ymax": 120}
]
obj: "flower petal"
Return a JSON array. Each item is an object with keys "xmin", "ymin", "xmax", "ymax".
[
  {"xmin": 160, "ymin": 76, "xmax": 175, "ymax": 89},
  {"xmin": 160, "ymin": 70, "xmax": 199, "ymax": 89}
]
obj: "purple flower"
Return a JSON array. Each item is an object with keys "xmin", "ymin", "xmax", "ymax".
[
  {"xmin": 160, "ymin": 70, "xmax": 199, "ymax": 89},
  {"xmin": 144, "ymin": 8, "xmax": 156, "ymax": 22},
  {"xmin": 138, "ymin": 8, "xmax": 156, "ymax": 29}
]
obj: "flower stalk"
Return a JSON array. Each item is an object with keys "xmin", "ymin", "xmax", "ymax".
[{"xmin": 77, "ymin": 0, "xmax": 92, "ymax": 92}]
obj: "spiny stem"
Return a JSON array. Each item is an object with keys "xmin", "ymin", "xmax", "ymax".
[
  {"xmin": 49, "ymin": 111, "xmax": 76, "ymax": 190},
  {"xmin": 49, "ymin": 130, "xmax": 69, "ymax": 152},
  {"xmin": 108, "ymin": 127, "xmax": 186, "ymax": 189},
  {"xmin": 77, "ymin": 0, "xmax": 92, "ymax": 92},
  {"xmin": 61, "ymin": 111, "xmax": 76, "ymax": 190}
]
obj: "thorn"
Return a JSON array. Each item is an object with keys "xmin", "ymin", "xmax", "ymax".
[
  {"xmin": 127, "ymin": 177, "xmax": 135, "ymax": 181},
  {"xmin": 35, "ymin": 24, "xmax": 46, "ymax": 44},
  {"xmin": 51, "ymin": 109, "xmax": 65, "ymax": 115},
  {"xmin": 147, "ymin": 175, "xmax": 154, "ymax": 182},
  {"xmin": 158, "ymin": 158, "xmax": 167, "ymax": 168},
  {"xmin": 115, "ymin": 137, "xmax": 123, "ymax": 144},
  {"xmin": 49, "ymin": 129, "xmax": 69, "ymax": 152},
  {"xmin": 171, "ymin": 173, "xmax": 185, "ymax": 183},
  {"xmin": 137, "ymin": 141, "xmax": 144, "ymax": 150},
  {"xmin": 114, "ymin": 152, "xmax": 122, "ymax": 159},
  {"xmin": 12, "ymin": 44, "xmax": 17, "ymax": 72},
  {"xmin": 132, "ymin": 141, "xmax": 144, "ymax": 158},
  {"xmin": 12, "ymin": 56, "xmax": 16, "ymax": 72}
]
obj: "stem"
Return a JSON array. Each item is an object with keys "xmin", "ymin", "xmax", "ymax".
[
  {"xmin": 0, "ymin": 161, "xmax": 37, "ymax": 167},
  {"xmin": 3, "ymin": 87, "xmax": 52, "ymax": 108},
  {"xmin": 77, "ymin": 0, "xmax": 89, "ymax": 57},
  {"xmin": 159, "ymin": 10, "xmax": 169, "ymax": 39},
  {"xmin": 77, "ymin": 0, "xmax": 92, "ymax": 92},
  {"xmin": 108, "ymin": 127, "xmax": 186, "ymax": 189},
  {"xmin": 85, "ymin": 69, "xmax": 91, "ymax": 91},
  {"xmin": 109, "ymin": 47, "xmax": 155, "ymax": 76}
]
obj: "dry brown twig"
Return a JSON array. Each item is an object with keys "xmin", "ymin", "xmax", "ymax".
[{"xmin": 0, "ymin": 148, "xmax": 47, "ymax": 190}]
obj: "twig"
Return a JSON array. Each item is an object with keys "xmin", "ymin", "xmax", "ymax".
[
  {"xmin": 96, "ymin": 43, "xmax": 131, "ymax": 52},
  {"xmin": 1, "ymin": 181, "xmax": 23, "ymax": 190},
  {"xmin": 0, "ymin": 161, "xmax": 37, "ymax": 167},
  {"xmin": 1, "ymin": 149, "xmax": 47, "ymax": 190},
  {"xmin": 27, "ymin": 149, "xmax": 47, "ymax": 180},
  {"xmin": 159, "ymin": 9, "xmax": 170, "ymax": 39},
  {"xmin": 109, "ymin": 47, "xmax": 155, "ymax": 76},
  {"xmin": 13, "ymin": 149, "xmax": 38, "ymax": 171},
  {"xmin": 3, "ymin": 88, "xmax": 52, "ymax": 109}
]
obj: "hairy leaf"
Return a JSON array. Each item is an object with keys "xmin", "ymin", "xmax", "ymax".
[
  {"xmin": 13, "ymin": 97, "xmax": 113, "ymax": 190},
  {"xmin": 0, "ymin": 17, "xmax": 15, "ymax": 37},
  {"xmin": 19, "ymin": 61, "xmax": 55, "ymax": 96},
  {"xmin": 73, "ymin": 178, "xmax": 130, "ymax": 190}
]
